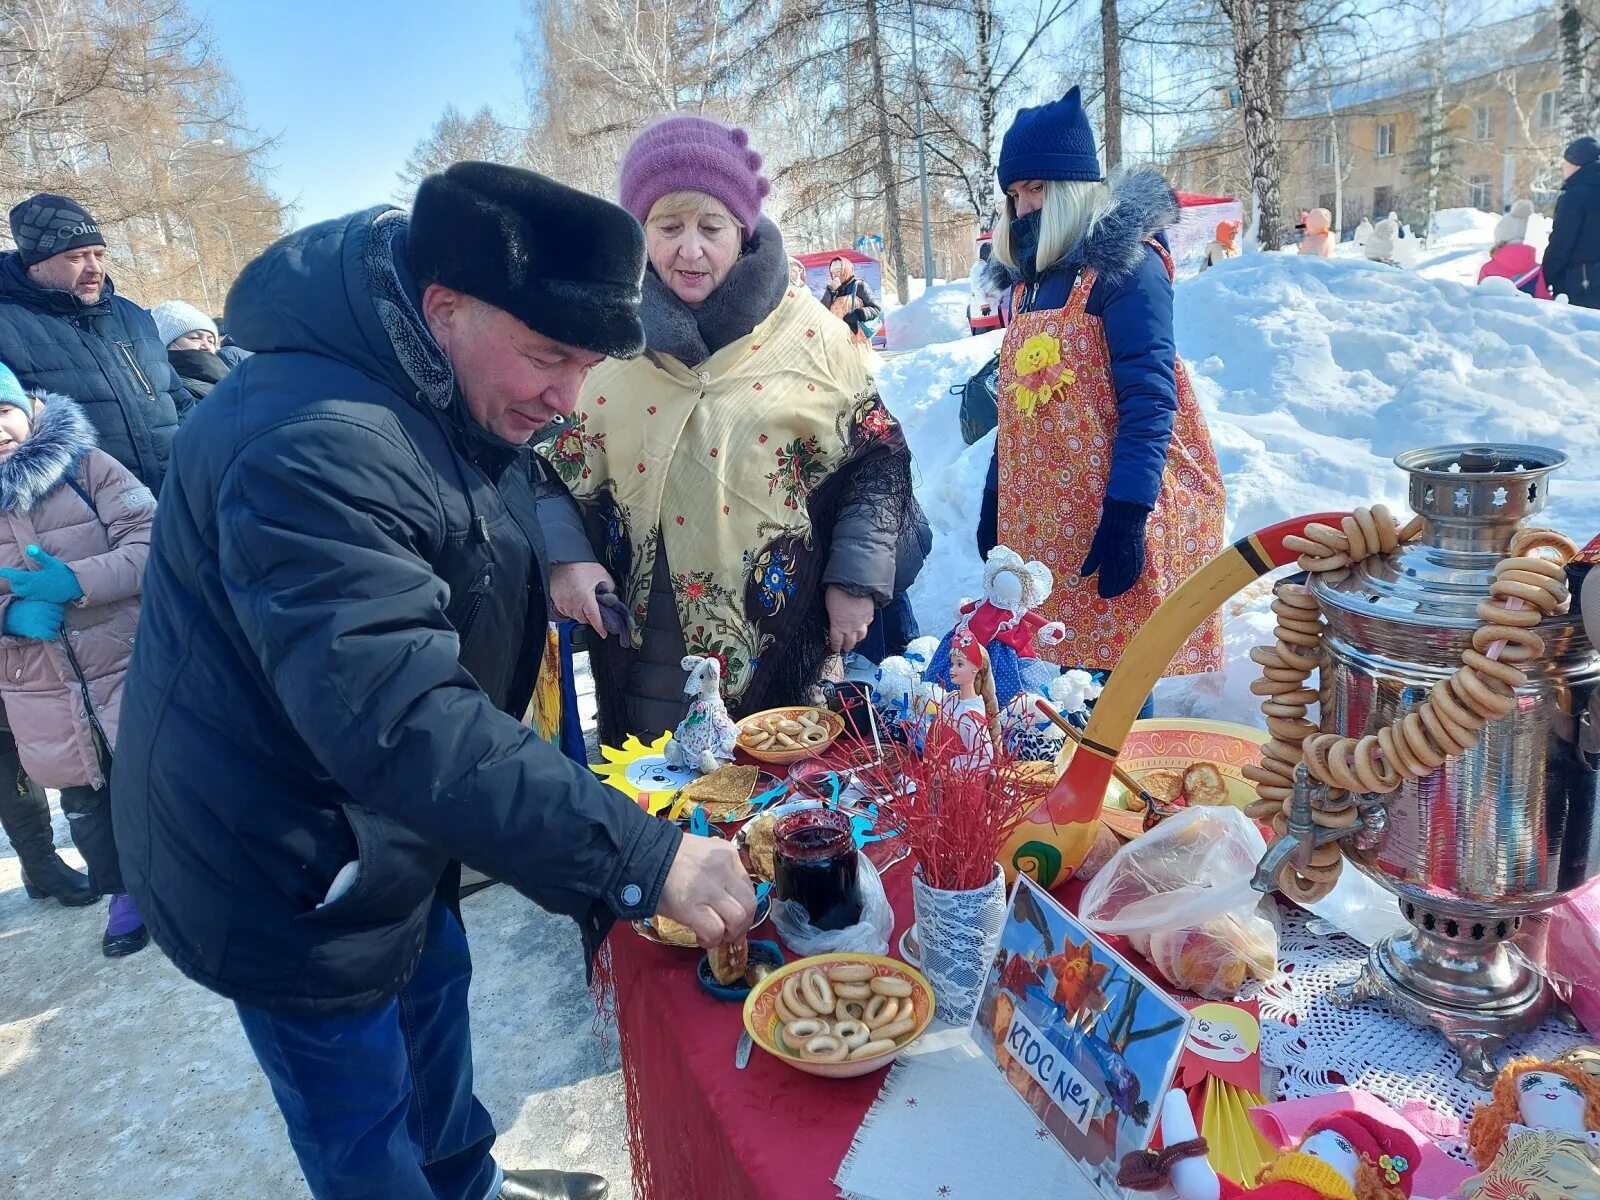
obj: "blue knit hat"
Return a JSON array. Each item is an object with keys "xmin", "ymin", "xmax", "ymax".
[
  {"xmin": 998, "ymin": 87, "xmax": 1102, "ymax": 190},
  {"xmin": 1565, "ymin": 136, "xmax": 1599, "ymax": 169},
  {"xmin": 0, "ymin": 361, "xmax": 27, "ymax": 412}
]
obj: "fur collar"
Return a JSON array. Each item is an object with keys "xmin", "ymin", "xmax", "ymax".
[
  {"xmin": 983, "ymin": 166, "xmax": 1179, "ymax": 291},
  {"xmin": 0, "ymin": 393, "xmax": 96, "ymax": 514},
  {"xmin": 640, "ymin": 217, "xmax": 790, "ymax": 367}
]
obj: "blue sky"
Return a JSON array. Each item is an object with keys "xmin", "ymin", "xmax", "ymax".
[{"xmin": 195, "ymin": 0, "xmax": 528, "ymax": 230}]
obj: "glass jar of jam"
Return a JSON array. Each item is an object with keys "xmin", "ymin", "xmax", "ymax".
[{"xmin": 774, "ymin": 808, "xmax": 861, "ymax": 931}]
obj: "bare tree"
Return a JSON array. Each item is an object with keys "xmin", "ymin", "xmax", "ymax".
[
  {"xmin": 396, "ymin": 105, "xmax": 529, "ymax": 202},
  {"xmin": 1, "ymin": 0, "xmax": 286, "ymax": 309},
  {"xmin": 1102, "ymin": 0, "xmax": 1124, "ymax": 168}
]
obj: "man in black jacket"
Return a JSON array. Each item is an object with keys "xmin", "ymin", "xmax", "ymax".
[
  {"xmin": 1545, "ymin": 136, "xmax": 1600, "ymax": 310},
  {"xmin": 113, "ymin": 164, "xmax": 754, "ymax": 1200},
  {"xmin": 0, "ymin": 193, "xmax": 193, "ymax": 912}
]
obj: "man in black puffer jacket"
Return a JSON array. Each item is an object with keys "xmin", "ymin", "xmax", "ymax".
[
  {"xmin": 0, "ymin": 193, "xmax": 189, "ymax": 490},
  {"xmin": 1545, "ymin": 137, "xmax": 1600, "ymax": 310},
  {"xmin": 113, "ymin": 165, "xmax": 755, "ymax": 1200}
]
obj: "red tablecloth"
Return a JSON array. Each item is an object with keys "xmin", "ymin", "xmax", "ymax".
[{"xmin": 603, "ymin": 864, "xmax": 1092, "ymax": 1200}]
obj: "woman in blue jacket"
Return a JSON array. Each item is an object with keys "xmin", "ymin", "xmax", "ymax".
[{"xmin": 975, "ymin": 88, "xmax": 1224, "ymax": 686}]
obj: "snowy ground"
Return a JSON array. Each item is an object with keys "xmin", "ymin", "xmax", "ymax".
[{"xmin": 6, "ymin": 207, "xmax": 1599, "ymax": 1197}]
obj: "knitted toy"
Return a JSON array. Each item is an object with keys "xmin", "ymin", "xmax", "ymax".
[
  {"xmin": 1122, "ymin": 1091, "xmax": 1420, "ymax": 1200},
  {"xmin": 1298, "ymin": 209, "xmax": 1334, "ymax": 258},
  {"xmin": 664, "ymin": 655, "xmax": 739, "ymax": 774},
  {"xmin": 1458, "ymin": 1055, "xmax": 1600, "ymax": 1199}
]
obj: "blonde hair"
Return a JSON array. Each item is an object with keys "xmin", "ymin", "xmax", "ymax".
[
  {"xmin": 645, "ymin": 190, "xmax": 744, "ymax": 233},
  {"xmin": 991, "ymin": 178, "xmax": 1114, "ymax": 276}
]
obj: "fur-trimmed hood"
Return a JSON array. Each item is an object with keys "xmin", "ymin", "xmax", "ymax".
[
  {"xmin": 983, "ymin": 166, "xmax": 1179, "ymax": 291},
  {"xmin": 0, "ymin": 392, "xmax": 96, "ymax": 514}
]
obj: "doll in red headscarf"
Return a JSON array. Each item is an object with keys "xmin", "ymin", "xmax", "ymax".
[{"xmin": 1122, "ymin": 1090, "xmax": 1420, "ymax": 1200}]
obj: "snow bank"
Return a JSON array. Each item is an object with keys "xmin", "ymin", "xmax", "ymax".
[
  {"xmin": 883, "ymin": 279, "xmax": 972, "ymax": 351},
  {"xmin": 885, "ymin": 251, "xmax": 1600, "ymax": 727},
  {"xmin": 1329, "ymin": 206, "xmax": 1553, "ymax": 288}
]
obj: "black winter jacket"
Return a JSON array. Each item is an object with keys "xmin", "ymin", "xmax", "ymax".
[
  {"xmin": 1545, "ymin": 162, "xmax": 1600, "ymax": 309},
  {"xmin": 112, "ymin": 206, "xmax": 681, "ymax": 1016},
  {"xmin": 0, "ymin": 254, "xmax": 189, "ymax": 492},
  {"xmin": 167, "ymin": 347, "xmax": 230, "ymax": 404}
]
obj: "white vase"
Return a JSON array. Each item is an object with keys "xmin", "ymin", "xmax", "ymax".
[{"xmin": 910, "ymin": 862, "xmax": 1007, "ymax": 1027}]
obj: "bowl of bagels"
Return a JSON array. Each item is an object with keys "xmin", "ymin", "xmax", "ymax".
[{"xmin": 742, "ymin": 952, "xmax": 935, "ymax": 1079}]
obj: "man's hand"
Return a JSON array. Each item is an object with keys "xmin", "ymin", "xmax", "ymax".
[
  {"xmin": 549, "ymin": 562, "xmax": 617, "ymax": 638},
  {"xmin": 655, "ymin": 834, "xmax": 757, "ymax": 947},
  {"xmin": 826, "ymin": 585, "xmax": 875, "ymax": 655}
]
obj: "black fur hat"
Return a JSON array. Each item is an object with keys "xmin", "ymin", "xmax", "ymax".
[{"xmin": 409, "ymin": 162, "xmax": 647, "ymax": 359}]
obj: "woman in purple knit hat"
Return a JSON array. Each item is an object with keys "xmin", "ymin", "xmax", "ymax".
[{"xmin": 539, "ymin": 114, "xmax": 926, "ymax": 740}]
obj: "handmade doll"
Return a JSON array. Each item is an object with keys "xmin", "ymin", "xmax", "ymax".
[
  {"xmin": 1459, "ymin": 1056, "xmax": 1600, "ymax": 1199},
  {"xmin": 928, "ymin": 545, "xmax": 1066, "ymax": 705},
  {"xmin": 933, "ymin": 633, "xmax": 1002, "ymax": 768},
  {"xmin": 664, "ymin": 655, "xmax": 740, "ymax": 774},
  {"xmin": 1123, "ymin": 1091, "xmax": 1420, "ymax": 1200}
]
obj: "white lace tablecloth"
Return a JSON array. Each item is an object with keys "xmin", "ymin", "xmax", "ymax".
[{"xmin": 1258, "ymin": 911, "xmax": 1590, "ymax": 1157}]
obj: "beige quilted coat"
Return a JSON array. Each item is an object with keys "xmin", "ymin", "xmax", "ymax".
[{"xmin": 0, "ymin": 394, "xmax": 153, "ymax": 789}]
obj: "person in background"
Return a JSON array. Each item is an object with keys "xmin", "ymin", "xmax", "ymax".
[
  {"xmin": 1544, "ymin": 136, "xmax": 1600, "ymax": 309},
  {"xmin": 114, "ymin": 164, "xmax": 754, "ymax": 1200},
  {"xmin": 788, "ymin": 254, "xmax": 808, "ymax": 290},
  {"xmin": 538, "ymin": 115, "xmax": 917, "ymax": 741},
  {"xmin": 152, "ymin": 300, "xmax": 233, "ymax": 405},
  {"xmin": 976, "ymin": 86, "xmax": 1225, "ymax": 710},
  {"xmin": 1297, "ymin": 208, "xmax": 1334, "ymax": 257},
  {"xmin": 0, "ymin": 193, "xmax": 190, "ymax": 492},
  {"xmin": 1477, "ymin": 199, "xmax": 1548, "ymax": 297},
  {"xmin": 821, "ymin": 254, "xmax": 882, "ymax": 344},
  {"xmin": 1201, "ymin": 220, "xmax": 1239, "ymax": 270},
  {"xmin": 0, "ymin": 361, "xmax": 153, "ymax": 956}
]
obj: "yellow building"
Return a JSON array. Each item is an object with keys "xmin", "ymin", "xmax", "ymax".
[{"xmin": 1170, "ymin": 10, "xmax": 1569, "ymax": 232}]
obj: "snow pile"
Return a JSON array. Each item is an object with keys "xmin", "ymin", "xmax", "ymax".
[
  {"xmin": 885, "ymin": 251, "xmax": 1600, "ymax": 727},
  {"xmin": 883, "ymin": 279, "xmax": 971, "ymax": 351}
]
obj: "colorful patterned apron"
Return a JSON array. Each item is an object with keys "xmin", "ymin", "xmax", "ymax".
[{"xmin": 996, "ymin": 242, "xmax": 1224, "ymax": 676}]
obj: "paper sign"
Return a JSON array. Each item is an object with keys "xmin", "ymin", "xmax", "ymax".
[{"xmin": 971, "ymin": 876, "xmax": 1191, "ymax": 1198}]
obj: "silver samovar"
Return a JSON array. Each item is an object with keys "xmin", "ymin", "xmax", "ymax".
[{"xmin": 1253, "ymin": 445, "xmax": 1600, "ymax": 1086}]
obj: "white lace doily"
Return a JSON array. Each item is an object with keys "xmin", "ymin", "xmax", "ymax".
[{"xmin": 1257, "ymin": 911, "xmax": 1590, "ymax": 1159}]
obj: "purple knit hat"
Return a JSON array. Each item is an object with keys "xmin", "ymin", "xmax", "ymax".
[{"xmin": 619, "ymin": 115, "xmax": 771, "ymax": 232}]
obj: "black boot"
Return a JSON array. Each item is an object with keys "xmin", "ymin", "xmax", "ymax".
[
  {"xmin": 0, "ymin": 772, "xmax": 97, "ymax": 906},
  {"xmin": 498, "ymin": 1168, "xmax": 609, "ymax": 1200}
]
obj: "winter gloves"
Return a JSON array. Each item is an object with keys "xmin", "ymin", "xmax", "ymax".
[
  {"xmin": 1080, "ymin": 499, "xmax": 1151, "ymax": 600},
  {"xmin": 1, "ymin": 546, "xmax": 83, "ymax": 605},
  {"xmin": 0, "ymin": 548, "xmax": 82, "ymax": 640},
  {"xmin": 3, "ymin": 598, "xmax": 66, "ymax": 640}
]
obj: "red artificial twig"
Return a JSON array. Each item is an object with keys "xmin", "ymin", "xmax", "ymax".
[{"xmin": 857, "ymin": 715, "xmax": 1049, "ymax": 892}]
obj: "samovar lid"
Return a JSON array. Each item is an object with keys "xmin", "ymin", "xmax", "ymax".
[
  {"xmin": 1315, "ymin": 444, "xmax": 1571, "ymax": 633},
  {"xmin": 1394, "ymin": 444, "xmax": 1567, "ymax": 528}
]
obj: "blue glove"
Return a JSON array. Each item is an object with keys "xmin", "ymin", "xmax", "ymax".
[
  {"xmin": 1079, "ymin": 499, "xmax": 1151, "ymax": 600},
  {"xmin": 0, "ymin": 546, "xmax": 84, "ymax": 604},
  {"xmin": 2, "ymin": 597, "xmax": 66, "ymax": 640}
]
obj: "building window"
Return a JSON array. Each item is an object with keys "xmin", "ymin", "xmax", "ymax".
[
  {"xmin": 1474, "ymin": 105, "xmax": 1492, "ymax": 142},
  {"xmin": 1538, "ymin": 90, "xmax": 1558, "ymax": 132},
  {"xmin": 1376, "ymin": 122, "xmax": 1397, "ymax": 157},
  {"xmin": 1469, "ymin": 175, "xmax": 1493, "ymax": 209},
  {"xmin": 1322, "ymin": 134, "xmax": 1336, "ymax": 166}
]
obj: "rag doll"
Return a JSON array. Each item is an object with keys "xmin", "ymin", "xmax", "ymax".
[
  {"xmin": 1123, "ymin": 1092, "xmax": 1420, "ymax": 1200},
  {"xmin": 1458, "ymin": 1055, "xmax": 1600, "ymax": 1199},
  {"xmin": 927, "ymin": 545, "xmax": 1065, "ymax": 705},
  {"xmin": 664, "ymin": 655, "xmax": 739, "ymax": 774}
]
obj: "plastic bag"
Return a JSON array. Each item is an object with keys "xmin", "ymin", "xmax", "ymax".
[
  {"xmin": 770, "ymin": 851, "xmax": 894, "ymax": 956},
  {"xmin": 1078, "ymin": 806, "xmax": 1281, "ymax": 1000}
]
